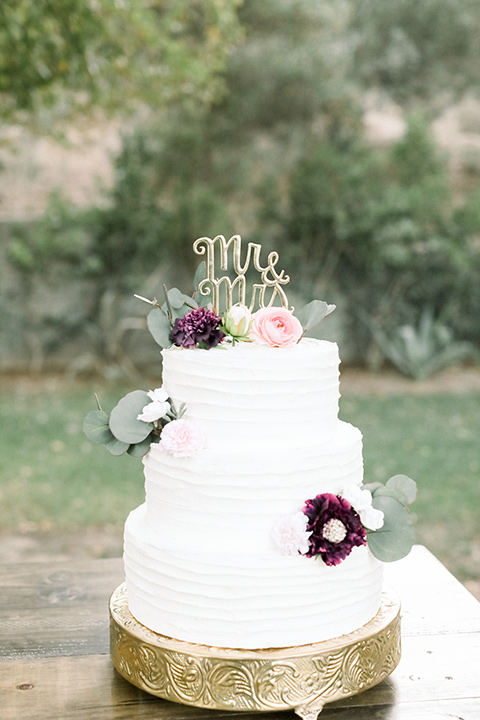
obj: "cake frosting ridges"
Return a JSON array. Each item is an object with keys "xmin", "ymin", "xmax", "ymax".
[
  {"xmin": 160, "ymin": 338, "xmax": 340, "ymax": 450},
  {"xmin": 124, "ymin": 503, "xmax": 383, "ymax": 648},
  {"xmin": 142, "ymin": 421, "xmax": 364, "ymax": 554},
  {"xmin": 123, "ymin": 336, "xmax": 386, "ymax": 647}
]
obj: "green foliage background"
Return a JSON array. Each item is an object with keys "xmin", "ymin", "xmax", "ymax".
[{"xmin": 2, "ymin": 0, "xmax": 480, "ymax": 376}]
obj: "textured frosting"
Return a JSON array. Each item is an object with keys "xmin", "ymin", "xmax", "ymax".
[
  {"xmin": 143, "ymin": 421, "xmax": 363, "ymax": 554},
  {"xmin": 124, "ymin": 507, "xmax": 383, "ymax": 649},
  {"xmin": 160, "ymin": 339, "xmax": 340, "ymax": 450},
  {"xmin": 123, "ymin": 338, "xmax": 384, "ymax": 648}
]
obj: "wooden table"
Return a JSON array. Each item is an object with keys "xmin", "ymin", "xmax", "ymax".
[{"xmin": 1, "ymin": 546, "xmax": 479, "ymax": 719}]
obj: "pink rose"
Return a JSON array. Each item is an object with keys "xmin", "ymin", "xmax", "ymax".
[
  {"xmin": 250, "ymin": 306, "xmax": 303, "ymax": 347},
  {"xmin": 160, "ymin": 418, "xmax": 204, "ymax": 457}
]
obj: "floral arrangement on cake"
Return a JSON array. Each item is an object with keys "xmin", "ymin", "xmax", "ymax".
[{"xmin": 272, "ymin": 475, "xmax": 417, "ymax": 563}]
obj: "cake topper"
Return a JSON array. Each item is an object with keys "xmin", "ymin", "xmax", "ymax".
[{"xmin": 193, "ymin": 234, "xmax": 291, "ymax": 313}]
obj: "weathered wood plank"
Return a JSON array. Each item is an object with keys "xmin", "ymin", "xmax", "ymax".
[
  {"xmin": 384, "ymin": 545, "xmax": 480, "ymax": 636},
  {"xmin": 1, "ymin": 548, "xmax": 480, "ymax": 718},
  {"xmin": 0, "ymin": 558, "xmax": 123, "ymax": 610},
  {"xmin": 1, "ymin": 630, "xmax": 479, "ymax": 720},
  {"xmin": 0, "ymin": 558, "xmax": 123, "ymax": 659},
  {"xmin": 322, "ymin": 698, "xmax": 480, "ymax": 719}
]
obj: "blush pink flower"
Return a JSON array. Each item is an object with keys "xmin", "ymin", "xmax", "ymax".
[
  {"xmin": 160, "ymin": 418, "xmax": 204, "ymax": 457},
  {"xmin": 272, "ymin": 511, "xmax": 312, "ymax": 556},
  {"xmin": 249, "ymin": 307, "xmax": 303, "ymax": 347}
]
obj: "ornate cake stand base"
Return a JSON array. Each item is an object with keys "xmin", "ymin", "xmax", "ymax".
[{"xmin": 110, "ymin": 584, "xmax": 401, "ymax": 719}]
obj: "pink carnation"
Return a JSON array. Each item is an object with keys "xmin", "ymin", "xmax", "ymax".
[
  {"xmin": 272, "ymin": 511, "xmax": 312, "ymax": 556},
  {"xmin": 250, "ymin": 306, "xmax": 303, "ymax": 347},
  {"xmin": 160, "ymin": 418, "xmax": 204, "ymax": 457}
]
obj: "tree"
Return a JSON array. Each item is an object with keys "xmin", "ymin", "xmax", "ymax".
[
  {"xmin": 348, "ymin": 0, "xmax": 480, "ymax": 111},
  {"xmin": 0, "ymin": 0, "xmax": 243, "ymax": 128}
]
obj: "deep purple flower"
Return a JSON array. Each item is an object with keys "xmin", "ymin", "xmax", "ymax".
[
  {"xmin": 302, "ymin": 493, "xmax": 366, "ymax": 566},
  {"xmin": 170, "ymin": 307, "xmax": 224, "ymax": 349}
]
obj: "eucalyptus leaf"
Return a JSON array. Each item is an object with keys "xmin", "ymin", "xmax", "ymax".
[
  {"xmin": 386, "ymin": 475, "xmax": 417, "ymax": 505},
  {"xmin": 105, "ymin": 436, "xmax": 130, "ymax": 456},
  {"xmin": 109, "ymin": 390, "xmax": 153, "ymax": 444},
  {"xmin": 147, "ymin": 307, "xmax": 172, "ymax": 348},
  {"xmin": 295, "ymin": 300, "xmax": 336, "ymax": 332},
  {"xmin": 127, "ymin": 435, "xmax": 153, "ymax": 457},
  {"xmin": 371, "ymin": 484, "xmax": 410, "ymax": 508},
  {"xmin": 165, "ymin": 287, "xmax": 197, "ymax": 310},
  {"xmin": 363, "ymin": 482, "xmax": 384, "ymax": 496},
  {"xmin": 193, "ymin": 261, "xmax": 207, "ymax": 292},
  {"xmin": 367, "ymin": 495, "xmax": 415, "ymax": 562},
  {"xmin": 83, "ymin": 410, "xmax": 114, "ymax": 445}
]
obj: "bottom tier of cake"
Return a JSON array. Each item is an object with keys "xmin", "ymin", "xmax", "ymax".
[{"xmin": 124, "ymin": 504, "xmax": 383, "ymax": 649}]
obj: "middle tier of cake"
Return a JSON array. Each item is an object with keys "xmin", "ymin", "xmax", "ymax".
[{"xmin": 142, "ymin": 420, "xmax": 363, "ymax": 554}]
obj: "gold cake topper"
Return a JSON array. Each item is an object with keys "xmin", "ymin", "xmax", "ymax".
[{"xmin": 193, "ymin": 234, "xmax": 291, "ymax": 313}]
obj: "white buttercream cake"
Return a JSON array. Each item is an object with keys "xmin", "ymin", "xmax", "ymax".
[{"xmin": 123, "ymin": 338, "xmax": 384, "ymax": 649}]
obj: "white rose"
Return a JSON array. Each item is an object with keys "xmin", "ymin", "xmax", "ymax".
[
  {"xmin": 223, "ymin": 304, "xmax": 252, "ymax": 339},
  {"xmin": 342, "ymin": 485, "xmax": 384, "ymax": 531}
]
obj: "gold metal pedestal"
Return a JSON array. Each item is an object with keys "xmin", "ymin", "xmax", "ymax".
[{"xmin": 110, "ymin": 584, "xmax": 401, "ymax": 719}]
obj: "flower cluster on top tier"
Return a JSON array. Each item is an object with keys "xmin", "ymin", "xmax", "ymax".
[
  {"xmin": 169, "ymin": 303, "xmax": 305, "ymax": 349},
  {"xmin": 136, "ymin": 260, "xmax": 336, "ymax": 352}
]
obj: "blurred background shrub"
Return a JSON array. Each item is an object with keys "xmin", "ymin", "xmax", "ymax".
[{"xmin": 1, "ymin": 0, "xmax": 480, "ymax": 378}]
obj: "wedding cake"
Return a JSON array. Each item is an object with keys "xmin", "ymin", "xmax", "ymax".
[
  {"xmin": 124, "ymin": 339, "xmax": 383, "ymax": 648},
  {"xmin": 85, "ymin": 234, "xmax": 416, "ymax": 653}
]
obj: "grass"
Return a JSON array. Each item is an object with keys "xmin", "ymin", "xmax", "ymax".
[
  {"xmin": 0, "ymin": 380, "xmax": 479, "ymax": 583},
  {"xmin": 0, "ymin": 383, "xmax": 144, "ymax": 531},
  {"xmin": 340, "ymin": 393, "xmax": 480, "ymax": 582}
]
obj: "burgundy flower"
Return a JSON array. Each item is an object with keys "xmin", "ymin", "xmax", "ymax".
[
  {"xmin": 302, "ymin": 493, "xmax": 366, "ymax": 566},
  {"xmin": 170, "ymin": 307, "xmax": 224, "ymax": 349}
]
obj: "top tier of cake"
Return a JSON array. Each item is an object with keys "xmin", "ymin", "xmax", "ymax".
[{"xmin": 161, "ymin": 338, "xmax": 340, "ymax": 451}]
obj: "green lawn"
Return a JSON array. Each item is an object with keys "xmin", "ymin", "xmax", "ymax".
[
  {"xmin": 0, "ymin": 384, "xmax": 144, "ymax": 530},
  {"xmin": 0, "ymin": 381, "xmax": 478, "ymax": 583},
  {"xmin": 340, "ymin": 392, "xmax": 480, "ymax": 582}
]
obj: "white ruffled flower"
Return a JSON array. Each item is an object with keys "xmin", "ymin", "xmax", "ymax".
[
  {"xmin": 137, "ymin": 387, "xmax": 170, "ymax": 423},
  {"xmin": 342, "ymin": 485, "xmax": 384, "ymax": 531},
  {"xmin": 272, "ymin": 511, "xmax": 312, "ymax": 556}
]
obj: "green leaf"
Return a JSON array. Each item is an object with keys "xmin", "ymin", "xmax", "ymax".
[
  {"xmin": 105, "ymin": 436, "xmax": 130, "ymax": 456},
  {"xmin": 165, "ymin": 288, "xmax": 197, "ymax": 310},
  {"xmin": 193, "ymin": 261, "xmax": 207, "ymax": 292},
  {"xmin": 109, "ymin": 390, "xmax": 152, "ymax": 444},
  {"xmin": 386, "ymin": 475, "xmax": 417, "ymax": 505},
  {"xmin": 160, "ymin": 288, "xmax": 198, "ymax": 321},
  {"xmin": 363, "ymin": 482, "xmax": 384, "ymax": 496},
  {"xmin": 147, "ymin": 307, "xmax": 172, "ymax": 348},
  {"xmin": 127, "ymin": 435, "xmax": 153, "ymax": 457},
  {"xmin": 372, "ymin": 485, "xmax": 410, "ymax": 508},
  {"xmin": 83, "ymin": 409, "xmax": 114, "ymax": 445},
  {"xmin": 295, "ymin": 300, "xmax": 335, "ymax": 332},
  {"xmin": 367, "ymin": 495, "xmax": 416, "ymax": 562}
]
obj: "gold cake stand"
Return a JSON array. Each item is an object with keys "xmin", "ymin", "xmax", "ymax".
[{"xmin": 110, "ymin": 584, "xmax": 401, "ymax": 719}]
